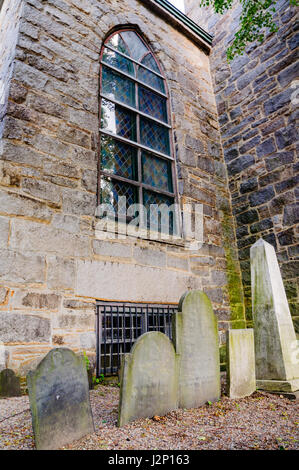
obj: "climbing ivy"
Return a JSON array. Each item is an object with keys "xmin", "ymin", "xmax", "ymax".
[{"xmin": 199, "ymin": 0, "xmax": 298, "ymax": 60}]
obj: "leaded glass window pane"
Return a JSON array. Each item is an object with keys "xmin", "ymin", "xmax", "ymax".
[
  {"xmin": 102, "ymin": 66, "xmax": 135, "ymax": 107},
  {"xmin": 141, "ymin": 52, "xmax": 160, "ymax": 73},
  {"xmin": 101, "ymin": 176, "xmax": 138, "ymax": 214},
  {"xmin": 106, "ymin": 33, "xmax": 130, "ymax": 55},
  {"xmin": 142, "ymin": 152, "xmax": 172, "ymax": 192},
  {"xmin": 99, "ymin": 30, "xmax": 178, "ymax": 234},
  {"xmin": 101, "ymin": 135, "xmax": 138, "ymax": 181},
  {"xmin": 102, "ymin": 48, "xmax": 135, "ymax": 77},
  {"xmin": 120, "ymin": 31, "xmax": 148, "ymax": 61},
  {"xmin": 139, "ymin": 87, "xmax": 167, "ymax": 123},
  {"xmin": 101, "ymin": 99, "xmax": 136, "ymax": 141},
  {"xmin": 140, "ymin": 117, "xmax": 170, "ymax": 155},
  {"xmin": 137, "ymin": 67, "xmax": 165, "ymax": 93},
  {"xmin": 143, "ymin": 190, "xmax": 175, "ymax": 234}
]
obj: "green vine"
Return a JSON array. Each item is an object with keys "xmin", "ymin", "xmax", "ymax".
[{"xmin": 199, "ymin": 0, "xmax": 298, "ymax": 60}]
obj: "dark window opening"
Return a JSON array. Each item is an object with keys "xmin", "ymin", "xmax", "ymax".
[{"xmin": 96, "ymin": 301, "xmax": 178, "ymax": 376}]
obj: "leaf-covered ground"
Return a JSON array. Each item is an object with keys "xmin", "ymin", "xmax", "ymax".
[{"xmin": 0, "ymin": 379, "xmax": 298, "ymax": 450}]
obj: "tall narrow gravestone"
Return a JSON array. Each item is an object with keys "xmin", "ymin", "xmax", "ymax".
[
  {"xmin": 251, "ymin": 239, "xmax": 299, "ymax": 392},
  {"xmin": 27, "ymin": 348, "xmax": 94, "ymax": 450},
  {"xmin": 173, "ymin": 290, "xmax": 220, "ymax": 408},
  {"xmin": 226, "ymin": 329, "xmax": 256, "ymax": 399},
  {"xmin": 0, "ymin": 369, "xmax": 21, "ymax": 397},
  {"xmin": 118, "ymin": 332, "xmax": 178, "ymax": 427}
]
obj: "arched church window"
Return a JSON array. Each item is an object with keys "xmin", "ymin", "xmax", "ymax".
[{"xmin": 99, "ymin": 29, "xmax": 178, "ymax": 234}]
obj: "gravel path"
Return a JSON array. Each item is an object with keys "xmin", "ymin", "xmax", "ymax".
[{"xmin": 0, "ymin": 379, "xmax": 298, "ymax": 450}]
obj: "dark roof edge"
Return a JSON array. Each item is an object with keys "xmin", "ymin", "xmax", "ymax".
[{"xmin": 140, "ymin": 0, "xmax": 213, "ymax": 52}]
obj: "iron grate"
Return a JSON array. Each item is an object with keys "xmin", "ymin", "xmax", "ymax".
[{"xmin": 96, "ymin": 301, "xmax": 178, "ymax": 376}]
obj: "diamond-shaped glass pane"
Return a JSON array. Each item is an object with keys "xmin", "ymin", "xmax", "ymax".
[
  {"xmin": 139, "ymin": 87, "xmax": 167, "ymax": 123},
  {"xmin": 101, "ymin": 99, "xmax": 136, "ymax": 141},
  {"xmin": 106, "ymin": 34, "xmax": 130, "ymax": 55},
  {"xmin": 142, "ymin": 152, "xmax": 172, "ymax": 192},
  {"xmin": 140, "ymin": 117, "xmax": 170, "ymax": 155},
  {"xmin": 138, "ymin": 67, "xmax": 165, "ymax": 93},
  {"xmin": 102, "ymin": 48, "xmax": 135, "ymax": 77},
  {"xmin": 102, "ymin": 66, "xmax": 135, "ymax": 107},
  {"xmin": 143, "ymin": 190, "xmax": 175, "ymax": 234},
  {"xmin": 120, "ymin": 31, "xmax": 148, "ymax": 61},
  {"xmin": 101, "ymin": 176, "xmax": 138, "ymax": 215},
  {"xmin": 101, "ymin": 135, "xmax": 138, "ymax": 181},
  {"xmin": 141, "ymin": 52, "xmax": 160, "ymax": 73}
]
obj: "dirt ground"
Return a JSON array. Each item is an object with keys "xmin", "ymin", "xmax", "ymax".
[{"xmin": 0, "ymin": 377, "xmax": 298, "ymax": 450}]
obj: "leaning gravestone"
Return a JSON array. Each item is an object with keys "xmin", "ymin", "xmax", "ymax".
[
  {"xmin": 251, "ymin": 239, "xmax": 299, "ymax": 392},
  {"xmin": 27, "ymin": 348, "xmax": 94, "ymax": 450},
  {"xmin": 226, "ymin": 329, "xmax": 256, "ymax": 399},
  {"xmin": 118, "ymin": 332, "xmax": 178, "ymax": 427},
  {"xmin": 0, "ymin": 369, "xmax": 21, "ymax": 397},
  {"xmin": 173, "ymin": 290, "xmax": 220, "ymax": 408}
]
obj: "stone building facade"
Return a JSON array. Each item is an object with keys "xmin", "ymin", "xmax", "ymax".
[
  {"xmin": 185, "ymin": 0, "xmax": 298, "ymax": 332},
  {"xmin": 0, "ymin": 0, "xmax": 297, "ymax": 376},
  {"xmin": 0, "ymin": 0, "xmax": 246, "ymax": 375}
]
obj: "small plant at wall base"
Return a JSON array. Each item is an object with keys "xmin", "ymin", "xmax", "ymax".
[
  {"xmin": 93, "ymin": 374, "xmax": 105, "ymax": 385},
  {"xmin": 199, "ymin": 0, "xmax": 298, "ymax": 60},
  {"xmin": 83, "ymin": 351, "xmax": 90, "ymax": 371}
]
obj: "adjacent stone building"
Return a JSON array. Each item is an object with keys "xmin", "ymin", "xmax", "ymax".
[
  {"xmin": 0, "ymin": 0, "xmax": 297, "ymax": 376},
  {"xmin": 185, "ymin": 0, "xmax": 298, "ymax": 331}
]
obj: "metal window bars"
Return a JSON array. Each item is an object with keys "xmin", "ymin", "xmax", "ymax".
[{"xmin": 96, "ymin": 301, "xmax": 178, "ymax": 376}]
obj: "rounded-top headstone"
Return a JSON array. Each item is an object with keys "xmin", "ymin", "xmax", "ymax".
[
  {"xmin": 118, "ymin": 331, "xmax": 178, "ymax": 427},
  {"xmin": 27, "ymin": 347, "xmax": 94, "ymax": 450},
  {"xmin": 174, "ymin": 290, "xmax": 220, "ymax": 408},
  {"xmin": 0, "ymin": 369, "xmax": 21, "ymax": 397}
]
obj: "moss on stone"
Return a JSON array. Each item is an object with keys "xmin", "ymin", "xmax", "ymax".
[
  {"xmin": 219, "ymin": 344, "xmax": 226, "ymax": 363},
  {"xmin": 220, "ymin": 209, "xmax": 246, "ymax": 329}
]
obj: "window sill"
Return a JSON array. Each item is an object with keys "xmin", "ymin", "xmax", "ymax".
[{"xmin": 94, "ymin": 219, "xmax": 202, "ymax": 250}]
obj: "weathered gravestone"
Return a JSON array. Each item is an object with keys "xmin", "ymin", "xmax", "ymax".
[
  {"xmin": 251, "ymin": 239, "xmax": 299, "ymax": 392},
  {"xmin": 0, "ymin": 369, "xmax": 21, "ymax": 397},
  {"xmin": 226, "ymin": 329, "xmax": 256, "ymax": 399},
  {"xmin": 118, "ymin": 332, "xmax": 178, "ymax": 427},
  {"xmin": 173, "ymin": 290, "xmax": 220, "ymax": 408},
  {"xmin": 27, "ymin": 348, "xmax": 94, "ymax": 450}
]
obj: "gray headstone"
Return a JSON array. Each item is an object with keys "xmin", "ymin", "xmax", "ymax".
[
  {"xmin": 226, "ymin": 329, "xmax": 256, "ymax": 398},
  {"xmin": 27, "ymin": 348, "xmax": 94, "ymax": 450},
  {"xmin": 174, "ymin": 290, "xmax": 220, "ymax": 408},
  {"xmin": 0, "ymin": 369, "xmax": 21, "ymax": 397},
  {"xmin": 118, "ymin": 332, "xmax": 178, "ymax": 427},
  {"xmin": 251, "ymin": 239, "xmax": 299, "ymax": 392}
]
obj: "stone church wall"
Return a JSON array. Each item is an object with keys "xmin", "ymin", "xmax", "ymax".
[
  {"xmin": 185, "ymin": 0, "xmax": 299, "ymax": 331},
  {"xmin": 0, "ymin": 0, "xmax": 244, "ymax": 373}
]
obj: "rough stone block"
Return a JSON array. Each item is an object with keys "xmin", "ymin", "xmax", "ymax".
[
  {"xmin": 10, "ymin": 219, "xmax": 89, "ymax": 257},
  {"xmin": 13, "ymin": 291, "xmax": 61, "ymax": 310},
  {"xmin": 27, "ymin": 348, "xmax": 94, "ymax": 450},
  {"xmin": 92, "ymin": 239, "xmax": 133, "ymax": 259},
  {"xmin": 22, "ymin": 178, "xmax": 61, "ymax": 207},
  {"xmin": 174, "ymin": 290, "xmax": 220, "ymax": 408},
  {"xmin": 47, "ymin": 256, "xmax": 75, "ymax": 290},
  {"xmin": 118, "ymin": 332, "xmax": 178, "ymax": 427},
  {"xmin": 0, "ymin": 249, "xmax": 45, "ymax": 284},
  {"xmin": 0, "ymin": 312, "xmax": 51, "ymax": 343},
  {"xmin": 0, "ymin": 189, "xmax": 53, "ymax": 221},
  {"xmin": 76, "ymin": 260, "xmax": 195, "ymax": 303},
  {"xmin": 0, "ymin": 216, "xmax": 9, "ymax": 248},
  {"xmin": 226, "ymin": 329, "xmax": 256, "ymax": 399}
]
